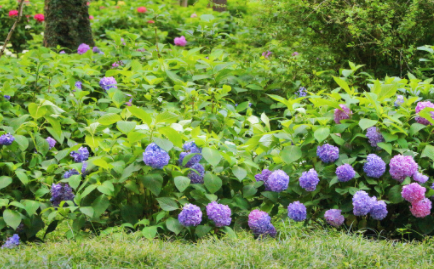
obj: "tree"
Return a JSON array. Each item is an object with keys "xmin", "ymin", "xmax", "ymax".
[
  {"xmin": 212, "ymin": 0, "xmax": 227, "ymax": 12},
  {"xmin": 44, "ymin": 0, "xmax": 94, "ymax": 51}
]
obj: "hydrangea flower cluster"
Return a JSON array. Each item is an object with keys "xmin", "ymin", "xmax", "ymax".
[
  {"xmin": 299, "ymin": 169, "xmax": 319, "ymax": 191},
  {"xmin": 366, "ymin": 127, "xmax": 384, "ymax": 148},
  {"xmin": 296, "ymin": 87, "xmax": 307, "ymax": 97},
  {"xmin": 413, "ymin": 172, "xmax": 429, "ymax": 184},
  {"xmin": 81, "ymin": 161, "xmax": 88, "ymax": 176},
  {"xmin": 179, "ymin": 142, "xmax": 202, "ymax": 167},
  {"xmin": 370, "ymin": 198, "xmax": 388, "ymax": 220},
  {"xmin": 70, "ymin": 147, "xmax": 89, "ymax": 162},
  {"xmin": 206, "ymin": 201, "xmax": 231, "ymax": 227},
  {"xmin": 317, "ymin": 144, "xmax": 339, "ymax": 163},
  {"xmin": 363, "ymin": 154, "xmax": 386, "ymax": 178},
  {"xmin": 287, "ymin": 201, "xmax": 307, "ymax": 222},
  {"xmin": 410, "ymin": 198, "xmax": 432, "ymax": 218},
  {"xmin": 99, "ymin": 77, "xmax": 117, "ymax": 91},
  {"xmin": 34, "ymin": 14, "xmax": 44, "ymax": 22},
  {"xmin": 402, "ymin": 183, "xmax": 426, "ymax": 203},
  {"xmin": 77, "ymin": 43, "xmax": 90, "ymax": 54},
  {"xmin": 1, "ymin": 234, "xmax": 19, "ymax": 249},
  {"xmin": 334, "ymin": 104, "xmax": 352, "ymax": 124},
  {"xmin": 265, "ymin": 170, "xmax": 289, "ymax": 192},
  {"xmin": 389, "ymin": 155, "xmax": 418, "ymax": 182},
  {"xmin": 352, "ymin": 191, "xmax": 374, "ymax": 216},
  {"xmin": 415, "ymin": 101, "xmax": 434, "ymax": 125},
  {"xmin": 4, "ymin": 95, "xmax": 10, "ymax": 100},
  {"xmin": 394, "ymin": 95, "xmax": 404, "ymax": 107},
  {"xmin": 50, "ymin": 183, "xmax": 75, "ymax": 207},
  {"xmin": 178, "ymin": 204, "xmax": 202, "ymax": 226},
  {"xmin": 188, "ymin": 163, "xmax": 205, "ymax": 183},
  {"xmin": 0, "ymin": 133, "xmax": 14, "ymax": 146},
  {"xmin": 46, "ymin": 137, "xmax": 56, "ymax": 149},
  {"xmin": 92, "ymin": 47, "xmax": 104, "ymax": 54},
  {"xmin": 255, "ymin": 169, "xmax": 272, "ymax": 191},
  {"xmin": 143, "ymin": 143, "xmax": 170, "ymax": 169},
  {"xmin": 75, "ymin": 81, "xmax": 82, "ymax": 90},
  {"xmin": 63, "ymin": 169, "xmax": 79, "ymax": 179},
  {"xmin": 174, "ymin": 36, "xmax": 187, "ymax": 47},
  {"xmin": 324, "ymin": 209, "xmax": 345, "ymax": 227},
  {"xmin": 248, "ymin": 210, "xmax": 276, "ymax": 238},
  {"xmin": 335, "ymin": 164, "xmax": 355, "ymax": 182},
  {"xmin": 262, "ymin": 51, "xmax": 272, "ymax": 59}
]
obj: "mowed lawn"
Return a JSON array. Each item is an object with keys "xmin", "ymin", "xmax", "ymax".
[{"xmin": 1, "ymin": 226, "xmax": 433, "ymax": 268}]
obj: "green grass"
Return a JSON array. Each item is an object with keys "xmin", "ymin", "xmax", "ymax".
[{"xmin": 1, "ymin": 225, "xmax": 434, "ymax": 268}]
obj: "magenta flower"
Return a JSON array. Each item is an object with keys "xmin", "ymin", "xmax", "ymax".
[
  {"xmin": 410, "ymin": 198, "xmax": 431, "ymax": 218},
  {"xmin": 174, "ymin": 36, "xmax": 187, "ymax": 47},
  {"xmin": 415, "ymin": 101, "xmax": 434, "ymax": 125},
  {"xmin": 389, "ymin": 155, "xmax": 418, "ymax": 182},
  {"xmin": 334, "ymin": 104, "xmax": 352, "ymax": 124},
  {"xmin": 401, "ymin": 183, "xmax": 426, "ymax": 203}
]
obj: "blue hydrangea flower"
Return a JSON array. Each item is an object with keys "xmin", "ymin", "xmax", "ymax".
[
  {"xmin": 366, "ymin": 127, "xmax": 384, "ymax": 148},
  {"xmin": 0, "ymin": 133, "xmax": 14, "ymax": 146},
  {"xmin": 75, "ymin": 81, "xmax": 82, "ymax": 90},
  {"xmin": 59, "ymin": 51, "xmax": 65, "ymax": 54},
  {"xmin": 143, "ymin": 143, "xmax": 170, "ymax": 169},
  {"xmin": 179, "ymin": 141, "xmax": 202, "ymax": 167},
  {"xmin": 296, "ymin": 87, "xmax": 307, "ymax": 97},
  {"xmin": 336, "ymin": 164, "xmax": 356, "ymax": 182},
  {"xmin": 99, "ymin": 77, "xmax": 117, "ymax": 91},
  {"xmin": 248, "ymin": 209, "xmax": 276, "ymax": 238},
  {"xmin": 317, "ymin": 144, "xmax": 339, "ymax": 163},
  {"xmin": 188, "ymin": 163, "xmax": 205, "ymax": 183},
  {"xmin": 81, "ymin": 161, "xmax": 88, "ymax": 177},
  {"xmin": 206, "ymin": 201, "xmax": 231, "ymax": 227},
  {"xmin": 50, "ymin": 183, "xmax": 75, "ymax": 207},
  {"xmin": 255, "ymin": 169, "xmax": 272, "ymax": 190},
  {"xmin": 77, "ymin": 43, "xmax": 90, "ymax": 54},
  {"xmin": 92, "ymin": 46, "xmax": 104, "ymax": 54},
  {"xmin": 370, "ymin": 198, "xmax": 387, "ymax": 220},
  {"xmin": 394, "ymin": 95, "xmax": 404, "ymax": 107},
  {"xmin": 324, "ymin": 209, "xmax": 345, "ymax": 227},
  {"xmin": 265, "ymin": 170, "xmax": 289, "ymax": 193},
  {"xmin": 352, "ymin": 191, "xmax": 374, "ymax": 216},
  {"xmin": 363, "ymin": 154, "xmax": 386, "ymax": 178},
  {"xmin": 4, "ymin": 95, "xmax": 10, "ymax": 100},
  {"xmin": 63, "ymin": 169, "xmax": 79, "ymax": 179},
  {"xmin": 413, "ymin": 171, "xmax": 429, "ymax": 184},
  {"xmin": 70, "ymin": 147, "xmax": 89, "ymax": 162},
  {"xmin": 178, "ymin": 203, "xmax": 202, "ymax": 227},
  {"xmin": 299, "ymin": 169, "xmax": 319, "ymax": 191},
  {"xmin": 2, "ymin": 234, "xmax": 19, "ymax": 249},
  {"xmin": 287, "ymin": 201, "xmax": 307, "ymax": 222},
  {"xmin": 46, "ymin": 137, "xmax": 56, "ymax": 150}
]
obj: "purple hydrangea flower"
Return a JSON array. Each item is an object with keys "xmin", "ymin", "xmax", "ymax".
[
  {"xmin": 178, "ymin": 203, "xmax": 202, "ymax": 226},
  {"xmin": 50, "ymin": 183, "xmax": 75, "ymax": 207},
  {"xmin": 99, "ymin": 77, "xmax": 117, "ymax": 91},
  {"xmin": 179, "ymin": 141, "xmax": 202, "ymax": 167},
  {"xmin": 363, "ymin": 154, "xmax": 386, "ymax": 178},
  {"xmin": 335, "ymin": 164, "xmax": 355, "ymax": 182},
  {"xmin": 143, "ymin": 143, "xmax": 170, "ymax": 169},
  {"xmin": 410, "ymin": 198, "xmax": 432, "ymax": 218},
  {"xmin": 125, "ymin": 98, "xmax": 133, "ymax": 106},
  {"xmin": 188, "ymin": 163, "xmax": 205, "ymax": 183},
  {"xmin": 324, "ymin": 209, "xmax": 344, "ymax": 227},
  {"xmin": 366, "ymin": 127, "xmax": 384, "ymax": 148},
  {"xmin": 70, "ymin": 147, "xmax": 89, "ymax": 162},
  {"xmin": 394, "ymin": 95, "xmax": 404, "ymax": 107},
  {"xmin": 352, "ymin": 190, "xmax": 374, "ymax": 216},
  {"xmin": 0, "ymin": 133, "xmax": 14, "ymax": 146},
  {"xmin": 255, "ymin": 169, "xmax": 272, "ymax": 191},
  {"xmin": 299, "ymin": 169, "xmax": 319, "ymax": 192},
  {"xmin": 92, "ymin": 46, "xmax": 101, "ymax": 53},
  {"xmin": 59, "ymin": 50, "xmax": 65, "ymax": 54},
  {"xmin": 75, "ymin": 81, "xmax": 82, "ymax": 90},
  {"xmin": 262, "ymin": 51, "xmax": 272, "ymax": 59},
  {"xmin": 415, "ymin": 101, "xmax": 434, "ymax": 125},
  {"xmin": 46, "ymin": 137, "xmax": 56, "ymax": 150},
  {"xmin": 77, "ymin": 43, "xmax": 91, "ymax": 54},
  {"xmin": 413, "ymin": 172, "xmax": 429, "ymax": 184},
  {"xmin": 248, "ymin": 209, "xmax": 276, "ymax": 238},
  {"xmin": 2, "ymin": 234, "xmax": 19, "ymax": 249},
  {"xmin": 401, "ymin": 183, "xmax": 426, "ymax": 203},
  {"xmin": 206, "ymin": 201, "xmax": 231, "ymax": 227},
  {"xmin": 334, "ymin": 104, "xmax": 352, "ymax": 124},
  {"xmin": 81, "ymin": 161, "xmax": 88, "ymax": 176},
  {"xmin": 4, "ymin": 95, "xmax": 10, "ymax": 100},
  {"xmin": 265, "ymin": 170, "xmax": 289, "ymax": 193},
  {"xmin": 248, "ymin": 102, "xmax": 252, "ymax": 108},
  {"xmin": 63, "ymin": 169, "xmax": 79, "ymax": 179},
  {"xmin": 317, "ymin": 144, "xmax": 339, "ymax": 163},
  {"xmin": 370, "ymin": 198, "xmax": 387, "ymax": 220},
  {"xmin": 389, "ymin": 155, "xmax": 418, "ymax": 182},
  {"xmin": 296, "ymin": 87, "xmax": 307, "ymax": 97},
  {"xmin": 287, "ymin": 201, "xmax": 307, "ymax": 222},
  {"xmin": 292, "ymin": 52, "xmax": 299, "ymax": 56}
]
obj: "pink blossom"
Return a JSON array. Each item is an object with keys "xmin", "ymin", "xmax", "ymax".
[
  {"xmin": 174, "ymin": 36, "xmax": 187, "ymax": 47},
  {"xmin": 410, "ymin": 198, "xmax": 432, "ymax": 218},
  {"xmin": 8, "ymin": 10, "xmax": 18, "ymax": 17},
  {"xmin": 34, "ymin": 14, "xmax": 44, "ymax": 22},
  {"xmin": 334, "ymin": 104, "xmax": 352, "ymax": 124},
  {"xmin": 401, "ymin": 183, "xmax": 426, "ymax": 203},
  {"xmin": 137, "ymin": 6, "xmax": 147, "ymax": 13}
]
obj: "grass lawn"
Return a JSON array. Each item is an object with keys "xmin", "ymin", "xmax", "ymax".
[{"xmin": 0, "ymin": 226, "xmax": 433, "ymax": 268}]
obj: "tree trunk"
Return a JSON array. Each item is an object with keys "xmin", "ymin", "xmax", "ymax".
[
  {"xmin": 180, "ymin": 0, "xmax": 188, "ymax": 7},
  {"xmin": 44, "ymin": 0, "xmax": 94, "ymax": 51},
  {"xmin": 212, "ymin": 0, "xmax": 227, "ymax": 12}
]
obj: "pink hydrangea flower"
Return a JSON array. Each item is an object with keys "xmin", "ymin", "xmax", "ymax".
[
  {"xmin": 191, "ymin": 13, "xmax": 198, "ymax": 18},
  {"xmin": 147, "ymin": 20, "xmax": 155, "ymax": 23},
  {"xmin": 410, "ymin": 198, "xmax": 432, "ymax": 218},
  {"xmin": 8, "ymin": 10, "xmax": 18, "ymax": 17},
  {"xmin": 174, "ymin": 36, "xmax": 187, "ymax": 47},
  {"xmin": 89, "ymin": 15, "xmax": 94, "ymax": 20},
  {"xmin": 401, "ymin": 183, "xmax": 426, "ymax": 203},
  {"xmin": 334, "ymin": 104, "xmax": 352, "ymax": 124},
  {"xmin": 415, "ymin": 101, "xmax": 434, "ymax": 125},
  {"xmin": 34, "ymin": 14, "xmax": 44, "ymax": 22},
  {"xmin": 389, "ymin": 155, "xmax": 418, "ymax": 182},
  {"xmin": 137, "ymin": 6, "xmax": 147, "ymax": 13}
]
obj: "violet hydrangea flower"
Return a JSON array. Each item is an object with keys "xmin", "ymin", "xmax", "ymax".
[
  {"xmin": 1, "ymin": 234, "xmax": 19, "ymax": 249},
  {"xmin": 206, "ymin": 201, "xmax": 231, "ymax": 227},
  {"xmin": 178, "ymin": 203, "xmax": 202, "ymax": 226},
  {"xmin": 352, "ymin": 190, "xmax": 374, "ymax": 216},
  {"xmin": 296, "ymin": 87, "xmax": 307, "ymax": 97},
  {"xmin": 248, "ymin": 209, "xmax": 276, "ymax": 238},
  {"xmin": 299, "ymin": 168, "xmax": 319, "ymax": 191},
  {"xmin": 336, "ymin": 164, "xmax": 355, "ymax": 182},
  {"xmin": 75, "ymin": 81, "xmax": 82, "ymax": 90},
  {"xmin": 99, "ymin": 77, "xmax": 117, "ymax": 91},
  {"xmin": 389, "ymin": 155, "xmax": 418, "ymax": 182},
  {"xmin": 415, "ymin": 101, "xmax": 434, "ymax": 125},
  {"xmin": 63, "ymin": 169, "xmax": 79, "ymax": 179},
  {"xmin": 50, "ymin": 183, "xmax": 75, "ymax": 207},
  {"xmin": 324, "ymin": 209, "xmax": 345, "ymax": 227},
  {"xmin": 0, "ymin": 133, "xmax": 14, "ymax": 146},
  {"xmin": 262, "ymin": 51, "xmax": 272, "ymax": 59},
  {"xmin": 188, "ymin": 163, "xmax": 205, "ymax": 183},
  {"xmin": 410, "ymin": 198, "xmax": 432, "ymax": 218},
  {"xmin": 401, "ymin": 183, "xmax": 426, "ymax": 203},
  {"xmin": 255, "ymin": 169, "xmax": 272, "ymax": 191},
  {"xmin": 369, "ymin": 198, "xmax": 387, "ymax": 220},
  {"xmin": 363, "ymin": 154, "xmax": 386, "ymax": 178},
  {"xmin": 366, "ymin": 127, "xmax": 384, "ymax": 148},
  {"xmin": 174, "ymin": 36, "xmax": 187, "ymax": 47},
  {"xmin": 143, "ymin": 143, "xmax": 170, "ymax": 169},
  {"xmin": 317, "ymin": 144, "xmax": 339, "ymax": 163},
  {"xmin": 334, "ymin": 104, "xmax": 352, "ymax": 124},
  {"xmin": 413, "ymin": 171, "xmax": 429, "ymax": 184},
  {"xmin": 287, "ymin": 201, "xmax": 307, "ymax": 222},
  {"xmin": 394, "ymin": 95, "xmax": 404, "ymax": 107},
  {"xmin": 70, "ymin": 147, "xmax": 89, "ymax": 162},
  {"xmin": 46, "ymin": 137, "xmax": 56, "ymax": 150},
  {"xmin": 59, "ymin": 51, "xmax": 65, "ymax": 54},
  {"xmin": 179, "ymin": 141, "xmax": 202, "ymax": 167},
  {"xmin": 4, "ymin": 95, "xmax": 10, "ymax": 100},
  {"xmin": 77, "ymin": 43, "xmax": 90, "ymax": 54},
  {"xmin": 265, "ymin": 170, "xmax": 289, "ymax": 193}
]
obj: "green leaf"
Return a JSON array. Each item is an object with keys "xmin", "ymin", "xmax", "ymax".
[
  {"xmin": 119, "ymin": 164, "xmax": 142, "ymax": 183},
  {"xmin": 3, "ymin": 209, "xmax": 21, "ymax": 229},
  {"xmin": 204, "ymin": 173, "xmax": 222, "ymax": 193},
  {"xmin": 417, "ymin": 215, "xmax": 434, "ymax": 234},
  {"xmin": 140, "ymin": 174, "xmax": 163, "ymax": 196},
  {"xmin": 421, "ymin": 145, "xmax": 434, "ymax": 161},
  {"xmin": 174, "ymin": 176, "xmax": 190, "ymax": 192},
  {"xmin": 202, "ymin": 147, "xmax": 222, "ymax": 166},
  {"xmin": 195, "ymin": 225, "xmax": 212, "ymax": 238},
  {"xmin": 22, "ymin": 200, "xmax": 40, "ymax": 216},
  {"xmin": 333, "ymin": 77, "xmax": 352, "ymax": 94},
  {"xmin": 156, "ymin": 111, "xmax": 178, "ymax": 124},
  {"xmin": 14, "ymin": 135, "xmax": 29, "ymax": 151},
  {"xmin": 358, "ymin": 119, "xmax": 378, "ymax": 130},
  {"xmin": 388, "ymin": 185, "xmax": 404, "ymax": 204},
  {"xmin": 92, "ymin": 195, "xmax": 110, "ymax": 218},
  {"xmin": 117, "ymin": 121, "xmax": 136, "ymax": 134},
  {"xmin": 410, "ymin": 123, "xmax": 426, "ymax": 136},
  {"xmin": 166, "ymin": 217, "xmax": 183, "ymax": 235},
  {"xmin": 28, "ymin": 103, "xmax": 47, "ymax": 120},
  {"xmin": 158, "ymin": 127, "xmax": 183, "ymax": 148},
  {"xmin": 223, "ymin": 226, "xmax": 237, "ymax": 238},
  {"xmin": 93, "ymin": 159, "xmax": 111, "ymax": 170},
  {"xmin": 314, "ymin": 127, "xmax": 330, "ymax": 143},
  {"xmin": 15, "ymin": 170, "xmax": 29, "ymax": 185},
  {"xmin": 142, "ymin": 226, "xmax": 157, "ymax": 240},
  {"xmin": 98, "ymin": 113, "xmax": 122, "ymax": 125},
  {"xmin": 97, "ymin": 181, "xmax": 114, "ymax": 196},
  {"xmin": 0, "ymin": 176, "xmax": 12, "ymax": 190},
  {"xmin": 232, "ymin": 166, "xmax": 247, "ymax": 181},
  {"xmin": 156, "ymin": 197, "xmax": 178, "ymax": 211},
  {"xmin": 80, "ymin": 207, "xmax": 94, "ymax": 218},
  {"xmin": 153, "ymin": 137, "xmax": 173, "ymax": 153},
  {"xmin": 281, "ymin": 146, "xmax": 302, "ymax": 164},
  {"xmin": 128, "ymin": 106, "xmax": 152, "ymax": 125},
  {"xmin": 377, "ymin": 142, "xmax": 392, "ymax": 155}
]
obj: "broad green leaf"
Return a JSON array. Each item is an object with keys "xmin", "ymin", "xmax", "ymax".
[
  {"xmin": 281, "ymin": 146, "xmax": 302, "ymax": 164},
  {"xmin": 359, "ymin": 119, "xmax": 378, "ymax": 130},
  {"xmin": 156, "ymin": 197, "xmax": 178, "ymax": 211},
  {"xmin": 232, "ymin": 166, "xmax": 247, "ymax": 181},
  {"xmin": 156, "ymin": 111, "xmax": 178, "ymax": 124},
  {"xmin": 140, "ymin": 174, "xmax": 163, "ymax": 196},
  {"xmin": 3, "ymin": 209, "xmax": 21, "ymax": 229},
  {"xmin": 92, "ymin": 195, "xmax": 110, "ymax": 218},
  {"xmin": 195, "ymin": 225, "xmax": 212, "ymax": 238},
  {"xmin": 153, "ymin": 137, "xmax": 173, "ymax": 153},
  {"xmin": 80, "ymin": 207, "xmax": 94, "ymax": 218},
  {"xmin": 15, "ymin": 170, "xmax": 29, "ymax": 185},
  {"xmin": 128, "ymin": 106, "xmax": 152, "ymax": 125},
  {"xmin": 377, "ymin": 142, "xmax": 392, "ymax": 155},
  {"xmin": 117, "ymin": 121, "xmax": 136, "ymax": 134},
  {"xmin": 158, "ymin": 127, "xmax": 182, "ymax": 148},
  {"xmin": 0, "ymin": 176, "xmax": 12, "ymax": 190},
  {"xmin": 314, "ymin": 127, "xmax": 330, "ymax": 143},
  {"xmin": 28, "ymin": 103, "xmax": 47, "ymax": 119},
  {"xmin": 142, "ymin": 226, "xmax": 157, "ymax": 240},
  {"xmin": 388, "ymin": 185, "xmax": 404, "ymax": 204},
  {"xmin": 421, "ymin": 145, "xmax": 434, "ymax": 161},
  {"xmin": 202, "ymin": 147, "xmax": 222, "ymax": 166},
  {"xmin": 166, "ymin": 217, "xmax": 183, "ymax": 235},
  {"xmin": 14, "ymin": 135, "xmax": 29, "ymax": 151},
  {"xmin": 204, "ymin": 173, "xmax": 222, "ymax": 193},
  {"xmin": 333, "ymin": 77, "xmax": 352, "ymax": 95},
  {"xmin": 174, "ymin": 176, "xmax": 190, "ymax": 192},
  {"xmin": 22, "ymin": 200, "xmax": 40, "ymax": 216},
  {"xmin": 98, "ymin": 113, "xmax": 122, "ymax": 125}
]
